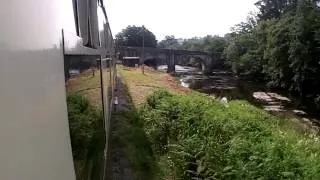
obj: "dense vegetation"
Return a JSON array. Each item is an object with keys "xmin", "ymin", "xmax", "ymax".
[
  {"xmin": 67, "ymin": 93, "xmax": 105, "ymax": 180},
  {"xmin": 139, "ymin": 90, "xmax": 320, "ymax": 179},
  {"xmin": 158, "ymin": 35, "xmax": 227, "ymax": 62},
  {"xmin": 115, "ymin": 25, "xmax": 157, "ymax": 48},
  {"xmin": 224, "ymin": 0, "xmax": 320, "ymax": 96},
  {"xmin": 111, "ymin": 109, "xmax": 156, "ymax": 179},
  {"xmin": 159, "ymin": 0, "xmax": 320, "ymax": 108}
]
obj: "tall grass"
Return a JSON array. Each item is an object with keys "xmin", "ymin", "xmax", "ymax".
[
  {"xmin": 111, "ymin": 108, "xmax": 156, "ymax": 179},
  {"xmin": 67, "ymin": 93, "xmax": 105, "ymax": 180},
  {"xmin": 139, "ymin": 90, "xmax": 320, "ymax": 179}
]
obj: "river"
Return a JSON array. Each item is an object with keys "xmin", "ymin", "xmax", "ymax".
[{"xmin": 158, "ymin": 65, "xmax": 320, "ymax": 134}]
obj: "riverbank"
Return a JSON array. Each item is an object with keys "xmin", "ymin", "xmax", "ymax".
[
  {"xmin": 176, "ymin": 69, "xmax": 320, "ymax": 134},
  {"xmin": 120, "ymin": 65, "xmax": 317, "ymax": 134},
  {"xmin": 117, "ymin": 65, "xmax": 320, "ymax": 179},
  {"xmin": 140, "ymin": 90, "xmax": 320, "ymax": 179},
  {"xmin": 118, "ymin": 65, "xmax": 190, "ymax": 105}
]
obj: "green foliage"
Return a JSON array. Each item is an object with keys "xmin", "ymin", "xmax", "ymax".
[
  {"xmin": 288, "ymin": 1, "xmax": 320, "ymax": 94},
  {"xmin": 139, "ymin": 91, "xmax": 320, "ymax": 179},
  {"xmin": 158, "ymin": 35, "xmax": 182, "ymax": 49},
  {"xmin": 157, "ymin": 35, "xmax": 227, "ymax": 57},
  {"xmin": 255, "ymin": 0, "xmax": 298, "ymax": 20},
  {"xmin": 263, "ymin": 12, "xmax": 295, "ymax": 88},
  {"xmin": 115, "ymin": 25, "xmax": 157, "ymax": 48},
  {"xmin": 182, "ymin": 35, "xmax": 227, "ymax": 54},
  {"xmin": 181, "ymin": 37, "xmax": 204, "ymax": 51},
  {"xmin": 224, "ymin": 0, "xmax": 320, "ymax": 105},
  {"xmin": 224, "ymin": 32, "xmax": 263, "ymax": 78},
  {"xmin": 180, "ymin": 35, "xmax": 227, "ymax": 65},
  {"xmin": 67, "ymin": 93, "xmax": 105, "ymax": 179},
  {"xmin": 231, "ymin": 13, "xmax": 258, "ymax": 34},
  {"xmin": 67, "ymin": 93, "xmax": 105, "ymax": 160},
  {"xmin": 112, "ymin": 107, "xmax": 156, "ymax": 179}
]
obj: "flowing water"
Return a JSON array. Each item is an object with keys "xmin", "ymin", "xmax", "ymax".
[{"xmin": 158, "ymin": 65, "xmax": 320, "ymax": 133}]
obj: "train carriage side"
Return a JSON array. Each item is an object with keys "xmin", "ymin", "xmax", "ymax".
[{"xmin": 0, "ymin": 0, "xmax": 115, "ymax": 179}]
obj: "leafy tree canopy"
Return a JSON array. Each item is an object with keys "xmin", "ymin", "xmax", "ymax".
[
  {"xmin": 115, "ymin": 25, "xmax": 157, "ymax": 48},
  {"xmin": 158, "ymin": 35, "xmax": 182, "ymax": 49},
  {"xmin": 224, "ymin": 0, "xmax": 320, "ymax": 101}
]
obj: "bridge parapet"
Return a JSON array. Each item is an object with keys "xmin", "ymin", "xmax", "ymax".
[{"xmin": 117, "ymin": 46, "xmax": 217, "ymax": 74}]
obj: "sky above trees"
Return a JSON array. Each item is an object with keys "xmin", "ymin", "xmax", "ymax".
[{"xmin": 105, "ymin": 0, "xmax": 257, "ymax": 40}]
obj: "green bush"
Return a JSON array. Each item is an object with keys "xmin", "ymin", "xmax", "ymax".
[
  {"xmin": 139, "ymin": 90, "xmax": 320, "ymax": 179},
  {"xmin": 67, "ymin": 93, "xmax": 105, "ymax": 179}
]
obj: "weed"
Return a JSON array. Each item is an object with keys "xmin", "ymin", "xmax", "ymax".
[
  {"xmin": 139, "ymin": 90, "xmax": 320, "ymax": 179},
  {"xmin": 67, "ymin": 93, "xmax": 105, "ymax": 180}
]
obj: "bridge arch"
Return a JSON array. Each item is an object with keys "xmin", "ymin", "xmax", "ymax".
[
  {"xmin": 142, "ymin": 51, "xmax": 167, "ymax": 69},
  {"xmin": 144, "ymin": 58, "xmax": 157, "ymax": 68},
  {"xmin": 143, "ymin": 52, "xmax": 156, "ymax": 62},
  {"xmin": 190, "ymin": 55, "xmax": 209, "ymax": 72},
  {"xmin": 118, "ymin": 46, "xmax": 216, "ymax": 74}
]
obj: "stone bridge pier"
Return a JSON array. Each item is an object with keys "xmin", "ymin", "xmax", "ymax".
[{"xmin": 118, "ymin": 46, "xmax": 217, "ymax": 74}]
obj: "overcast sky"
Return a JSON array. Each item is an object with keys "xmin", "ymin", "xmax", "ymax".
[{"xmin": 105, "ymin": 0, "xmax": 258, "ymax": 40}]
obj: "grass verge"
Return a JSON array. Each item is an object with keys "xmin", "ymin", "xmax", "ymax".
[
  {"xmin": 118, "ymin": 65, "xmax": 190, "ymax": 105},
  {"xmin": 111, "ymin": 108, "xmax": 156, "ymax": 179},
  {"xmin": 67, "ymin": 93, "xmax": 105, "ymax": 180},
  {"xmin": 66, "ymin": 70, "xmax": 105, "ymax": 180},
  {"xmin": 119, "ymin": 65, "xmax": 320, "ymax": 179},
  {"xmin": 139, "ymin": 90, "xmax": 320, "ymax": 179},
  {"xmin": 108, "ymin": 74, "xmax": 158, "ymax": 179},
  {"xmin": 66, "ymin": 70, "xmax": 103, "ymax": 109}
]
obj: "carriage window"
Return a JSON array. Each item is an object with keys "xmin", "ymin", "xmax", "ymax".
[
  {"xmin": 73, "ymin": 0, "xmax": 100, "ymax": 48},
  {"xmin": 64, "ymin": 55, "xmax": 105, "ymax": 180}
]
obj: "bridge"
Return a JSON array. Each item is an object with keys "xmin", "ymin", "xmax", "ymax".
[{"xmin": 118, "ymin": 46, "xmax": 219, "ymax": 74}]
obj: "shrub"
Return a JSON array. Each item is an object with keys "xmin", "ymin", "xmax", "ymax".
[
  {"xmin": 139, "ymin": 90, "xmax": 320, "ymax": 179},
  {"xmin": 67, "ymin": 93, "xmax": 105, "ymax": 179}
]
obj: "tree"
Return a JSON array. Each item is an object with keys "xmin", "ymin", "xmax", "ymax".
[
  {"xmin": 262, "ymin": 13, "xmax": 294, "ymax": 88},
  {"xmin": 255, "ymin": 0, "xmax": 319, "ymax": 21},
  {"xmin": 158, "ymin": 35, "xmax": 182, "ymax": 49},
  {"xmin": 225, "ymin": 0, "xmax": 320, "ymax": 102},
  {"xmin": 182, "ymin": 37, "xmax": 204, "ymax": 51},
  {"xmin": 255, "ymin": 0, "xmax": 298, "ymax": 20},
  {"xmin": 231, "ymin": 13, "xmax": 258, "ymax": 34},
  {"xmin": 115, "ymin": 25, "xmax": 157, "ymax": 48},
  {"xmin": 288, "ymin": 1, "xmax": 320, "ymax": 95},
  {"xmin": 181, "ymin": 35, "xmax": 227, "ymax": 53},
  {"xmin": 202, "ymin": 35, "xmax": 227, "ymax": 53},
  {"xmin": 223, "ymin": 32, "xmax": 263, "ymax": 78}
]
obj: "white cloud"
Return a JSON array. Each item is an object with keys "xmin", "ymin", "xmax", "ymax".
[{"xmin": 105, "ymin": 0, "xmax": 258, "ymax": 40}]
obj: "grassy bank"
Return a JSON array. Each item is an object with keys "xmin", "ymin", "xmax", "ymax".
[
  {"xmin": 67, "ymin": 93, "xmax": 105, "ymax": 180},
  {"xmin": 66, "ymin": 70, "xmax": 103, "ymax": 109},
  {"xmin": 111, "ymin": 108, "xmax": 156, "ymax": 179},
  {"xmin": 66, "ymin": 70, "xmax": 105, "ymax": 180},
  {"xmin": 108, "ymin": 74, "xmax": 157, "ymax": 179},
  {"xmin": 118, "ymin": 65, "xmax": 190, "ymax": 105},
  {"xmin": 119, "ymin": 65, "xmax": 320, "ymax": 179},
  {"xmin": 139, "ymin": 91, "xmax": 320, "ymax": 179}
]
